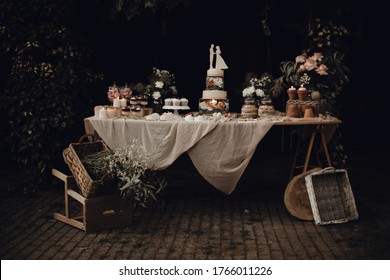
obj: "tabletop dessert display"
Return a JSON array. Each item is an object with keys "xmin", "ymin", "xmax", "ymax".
[
  {"xmin": 128, "ymin": 94, "xmax": 152, "ymax": 117},
  {"xmin": 162, "ymin": 97, "xmax": 190, "ymax": 115},
  {"xmin": 98, "ymin": 82, "xmax": 153, "ymax": 119},
  {"xmin": 96, "ymin": 46, "xmax": 343, "ymax": 122},
  {"xmin": 199, "ymin": 44, "xmax": 229, "ymax": 114}
]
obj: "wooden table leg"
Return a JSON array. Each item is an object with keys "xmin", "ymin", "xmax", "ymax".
[
  {"xmin": 290, "ymin": 124, "xmax": 334, "ymax": 179},
  {"xmin": 289, "ymin": 131, "xmax": 302, "ymax": 180},
  {"xmin": 302, "ymin": 125, "xmax": 317, "ymax": 173},
  {"xmin": 320, "ymin": 127, "xmax": 332, "ymax": 167}
]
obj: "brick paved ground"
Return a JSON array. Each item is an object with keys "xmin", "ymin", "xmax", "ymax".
[{"xmin": 1, "ymin": 143, "xmax": 389, "ymax": 260}]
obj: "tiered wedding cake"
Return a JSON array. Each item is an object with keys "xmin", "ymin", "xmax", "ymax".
[{"xmin": 199, "ymin": 44, "xmax": 229, "ymax": 114}]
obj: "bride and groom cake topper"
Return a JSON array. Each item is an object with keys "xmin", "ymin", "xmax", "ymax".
[{"xmin": 209, "ymin": 44, "xmax": 228, "ymax": 70}]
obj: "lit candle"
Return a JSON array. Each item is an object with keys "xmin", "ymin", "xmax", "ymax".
[
  {"xmin": 98, "ymin": 108, "xmax": 107, "ymax": 119},
  {"xmin": 113, "ymin": 97, "xmax": 121, "ymax": 108},
  {"xmin": 120, "ymin": 98, "xmax": 127, "ymax": 107}
]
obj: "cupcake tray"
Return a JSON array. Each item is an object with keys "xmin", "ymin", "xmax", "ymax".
[{"xmin": 162, "ymin": 105, "xmax": 190, "ymax": 115}]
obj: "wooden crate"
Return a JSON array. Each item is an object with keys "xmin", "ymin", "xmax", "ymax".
[
  {"xmin": 305, "ymin": 167, "xmax": 359, "ymax": 225},
  {"xmin": 52, "ymin": 169, "xmax": 132, "ymax": 233}
]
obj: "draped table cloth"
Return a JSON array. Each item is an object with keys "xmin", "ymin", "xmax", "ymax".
[{"xmin": 84, "ymin": 116, "xmax": 274, "ymax": 194}]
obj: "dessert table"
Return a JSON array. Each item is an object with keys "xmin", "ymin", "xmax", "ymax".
[{"xmin": 84, "ymin": 114, "xmax": 341, "ymax": 195}]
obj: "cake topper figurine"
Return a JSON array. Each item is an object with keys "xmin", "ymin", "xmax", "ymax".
[
  {"xmin": 209, "ymin": 44, "xmax": 215, "ymax": 69},
  {"xmin": 209, "ymin": 44, "xmax": 228, "ymax": 70},
  {"xmin": 215, "ymin": 45, "xmax": 228, "ymax": 70}
]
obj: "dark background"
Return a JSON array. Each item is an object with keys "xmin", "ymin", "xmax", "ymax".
[
  {"xmin": 0, "ymin": 0, "xmax": 386, "ymax": 163},
  {"xmin": 1, "ymin": 1, "xmax": 389, "ymax": 260},
  {"xmin": 82, "ymin": 0, "xmax": 384, "ymax": 146}
]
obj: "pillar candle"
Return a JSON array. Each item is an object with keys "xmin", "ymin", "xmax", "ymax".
[
  {"xmin": 120, "ymin": 98, "xmax": 127, "ymax": 107},
  {"xmin": 113, "ymin": 97, "xmax": 121, "ymax": 108},
  {"xmin": 98, "ymin": 108, "xmax": 107, "ymax": 119},
  {"xmin": 94, "ymin": 105, "xmax": 103, "ymax": 117}
]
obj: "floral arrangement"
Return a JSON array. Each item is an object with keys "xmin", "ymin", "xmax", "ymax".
[
  {"xmin": 107, "ymin": 82, "xmax": 132, "ymax": 103},
  {"xmin": 82, "ymin": 139, "xmax": 166, "ymax": 209},
  {"xmin": 273, "ymin": 17, "xmax": 352, "ymax": 168},
  {"xmin": 274, "ymin": 16, "xmax": 351, "ymax": 104},
  {"xmin": 242, "ymin": 73, "xmax": 274, "ymax": 100},
  {"xmin": 280, "ymin": 52, "xmax": 329, "ymax": 87},
  {"xmin": 275, "ymin": 51, "xmax": 350, "ymax": 106},
  {"xmin": 145, "ymin": 67, "xmax": 178, "ymax": 101}
]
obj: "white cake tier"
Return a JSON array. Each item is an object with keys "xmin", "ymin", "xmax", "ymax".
[
  {"xmin": 202, "ymin": 90, "xmax": 227, "ymax": 100},
  {"xmin": 198, "ymin": 98, "xmax": 229, "ymax": 114},
  {"xmin": 207, "ymin": 69, "xmax": 224, "ymax": 77}
]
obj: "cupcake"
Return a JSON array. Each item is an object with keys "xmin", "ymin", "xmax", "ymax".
[
  {"xmin": 180, "ymin": 98, "xmax": 188, "ymax": 106},
  {"xmin": 164, "ymin": 98, "xmax": 173, "ymax": 106},
  {"xmin": 139, "ymin": 97, "xmax": 148, "ymax": 106},
  {"xmin": 121, "ymin": 107, "xmax": 131, "ymax": 117},
  {"xmin": 130, "ymin": 96, "xmax": 138, "ymax": 105},
  {"xmin": 172, "ymin": 98, "xmax": 180, "ymax": 106}
]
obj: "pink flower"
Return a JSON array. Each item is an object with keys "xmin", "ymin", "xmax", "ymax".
[
  {"xmin": 304, "ymin": 57, "xmax": 317, "ymax": 71},
  {"xmin": 316, "ymin": 64, "xmax": 328, "ymax": 75},
  {"xmin": 297, "ymin": 64, "xmax": 306, "ymax": 73},
  {"xmin": 295, "ymin": 55, "xmax": 306, "ymax": 64},
  {"xmin": 312, "ymin": 52, "xmax": 323, "ymax": 62}
]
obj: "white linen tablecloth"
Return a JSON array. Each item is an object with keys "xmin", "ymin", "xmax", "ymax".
[{"xmin": 84, "ymin": 117, "xmax": 274, "ymax": 194}]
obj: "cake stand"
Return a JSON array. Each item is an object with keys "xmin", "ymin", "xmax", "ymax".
[{"xmin": 162, "ymin": 105, "xmax": 190, "ymax": 116}]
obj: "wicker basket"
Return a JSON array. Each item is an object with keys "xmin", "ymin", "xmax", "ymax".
[
  {"xmin": 286, "ymin": 99, "xmax": 327, "ymax": 116},
  {"xmin": 305, "ymin": 167, "xmax": 359, "ymax": 225},
  {"xmin": 63, "ymin": 134, "xmax": 114, "ymax": 198}
]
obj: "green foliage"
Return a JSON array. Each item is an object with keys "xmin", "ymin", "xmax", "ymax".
[
  {"xmin": 82, "ymin": 141, "xmax": 167, "ymax": 209},
  {"xmin": 112, "ymin": 0, "xmax": 193, "ymax": 20},
  {"xmin": 0, "ymin": 0, "xmax": 101, "ymax": 186}
]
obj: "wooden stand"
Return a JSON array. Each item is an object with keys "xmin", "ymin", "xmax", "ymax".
[
  {"xmin": 162, "ymin": 105, "xmax": 190, "ymax": 115},
  {"xmin": 274, "ymin": 119, "xmax": 342, "ymax": 220},
  {"xmin": 52, "ymin": 169, "xmax": 132, "ymax": 233},
  {"xmin": 289, "ymin": 124, "xmax": 333, "ymax": 180}
]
